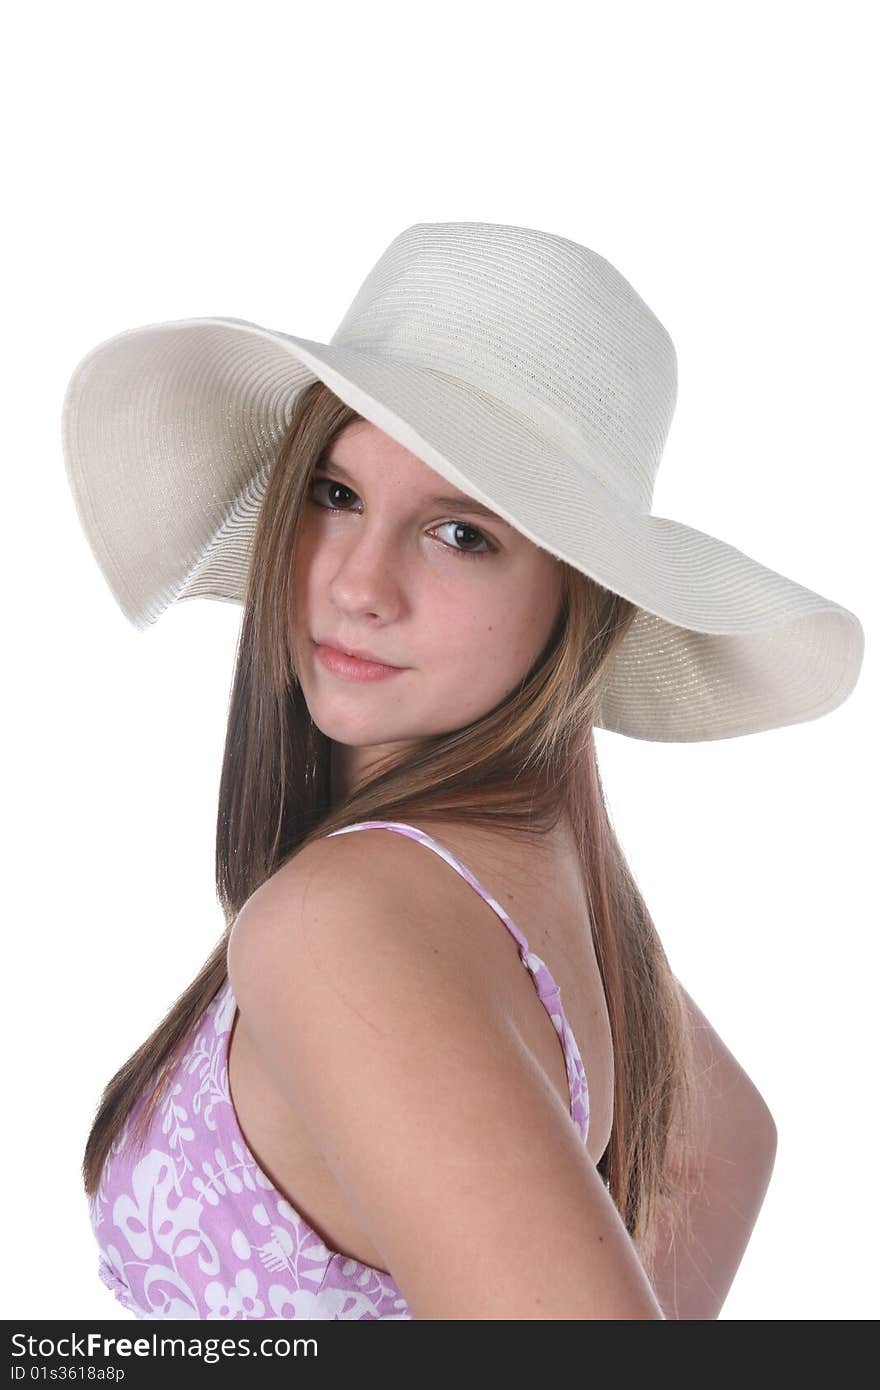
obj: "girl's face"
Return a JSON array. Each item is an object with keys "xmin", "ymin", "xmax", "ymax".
[{"xmin": 290, "ymin": 418, "xmax": 564, "ymax": 797}]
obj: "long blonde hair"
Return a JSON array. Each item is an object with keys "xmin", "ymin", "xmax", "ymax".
[{"xmin": 81, "ymin": 378, "xmax": 699, "ymax": 1273}]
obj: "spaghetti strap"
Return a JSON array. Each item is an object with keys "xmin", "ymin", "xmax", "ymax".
[{"xmin": 325, "ymin": 820, "xmax": 590, "ymax": 1143}]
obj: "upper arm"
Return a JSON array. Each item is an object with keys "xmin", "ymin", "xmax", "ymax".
[
  {"xmin": 228, "ymin": 831, "xmax": 663, "ymax": 1320},
  {"xmin": 647, "ymin": 979, "xmax": 779, "ymax": 1318},
  {"xmin": 672, "ymin": 977, "xmax": 778, "ymax": 1171}
]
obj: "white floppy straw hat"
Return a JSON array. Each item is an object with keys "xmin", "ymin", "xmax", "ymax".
[{"xmin": 60, "ymin": 220, "xmax": 864, "ymax": 742}]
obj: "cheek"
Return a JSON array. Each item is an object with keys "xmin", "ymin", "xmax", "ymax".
[
  {"xmin": 290, "ymin": 529, "xmax": 325, "ymax": 610},
  {"xmin": 502, "ymin": 570, "xmax": 564, "ymax": 663},
  {"xmin": 443, "ymin": 597, "xmax": 534, "ymax": 668}
]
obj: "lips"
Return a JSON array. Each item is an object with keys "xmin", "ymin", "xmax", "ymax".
[
  {"xmin": 314, "ymin": 639, "xmax": 407, "ymax": 684},
  {"xmin": 318, "ymin": 639, "xmax": 401, "ymax": 668}
]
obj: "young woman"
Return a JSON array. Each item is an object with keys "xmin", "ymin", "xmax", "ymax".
[{"xmin": 64, "ymin": 222, "xmax": 863, "ymax": 1320}]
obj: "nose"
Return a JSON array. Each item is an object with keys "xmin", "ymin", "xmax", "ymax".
[{"xmin": 328, "ymin": 521, "xmax": 405, "ymax": 620}]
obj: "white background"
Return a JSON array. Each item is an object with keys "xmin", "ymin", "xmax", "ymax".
[{"xmin": 4, "ymin": 0, "xmax": 875, "ymax": 1322}]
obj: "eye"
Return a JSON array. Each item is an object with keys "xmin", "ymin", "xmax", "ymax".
[
  {"xmin": 432, "ymin": 520, "xmax": 494, "ymax": 558},
  {"xmin": 310, "ymin": 476, "xmax": 358, "ymax": 511},
  {"xmin": 308, "ymin": 475, "xmax": 497, "ymax": 560}
]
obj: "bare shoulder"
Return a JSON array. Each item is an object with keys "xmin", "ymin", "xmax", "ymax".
[
  {"xmin": 227, "ymin": 826, "xmax": 661, "ymax": 1318},
  {"xmin": 226, "ymin": 825, "xmax": 508, "ymax": 1083},
  {"xmin": 228, "ymin": 822, "xmax": 525, "ymax": 1001}
]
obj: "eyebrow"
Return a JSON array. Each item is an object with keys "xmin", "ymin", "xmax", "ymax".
[{"xmin": 315, "ymin": 457, "xmax": 510, "ymax": 525}]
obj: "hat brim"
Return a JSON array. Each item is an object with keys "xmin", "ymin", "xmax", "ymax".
[{"xmin": 61, "ymin": 316, "xmax": 864, "ymax": 741}]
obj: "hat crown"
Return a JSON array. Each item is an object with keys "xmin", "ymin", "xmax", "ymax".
[{"xmin": 329, "ymin": 221, "xmax": 677, "ymax": 511}]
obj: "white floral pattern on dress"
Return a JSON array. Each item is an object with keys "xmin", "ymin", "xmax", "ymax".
[{"xmin": 89, "ymin": 821, "xmax": 592, "ymax": 1319}]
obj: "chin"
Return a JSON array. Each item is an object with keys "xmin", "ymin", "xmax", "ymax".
[{"xmin": 306, "ymin": 705, "xmax": 391, "ymax": 745}]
